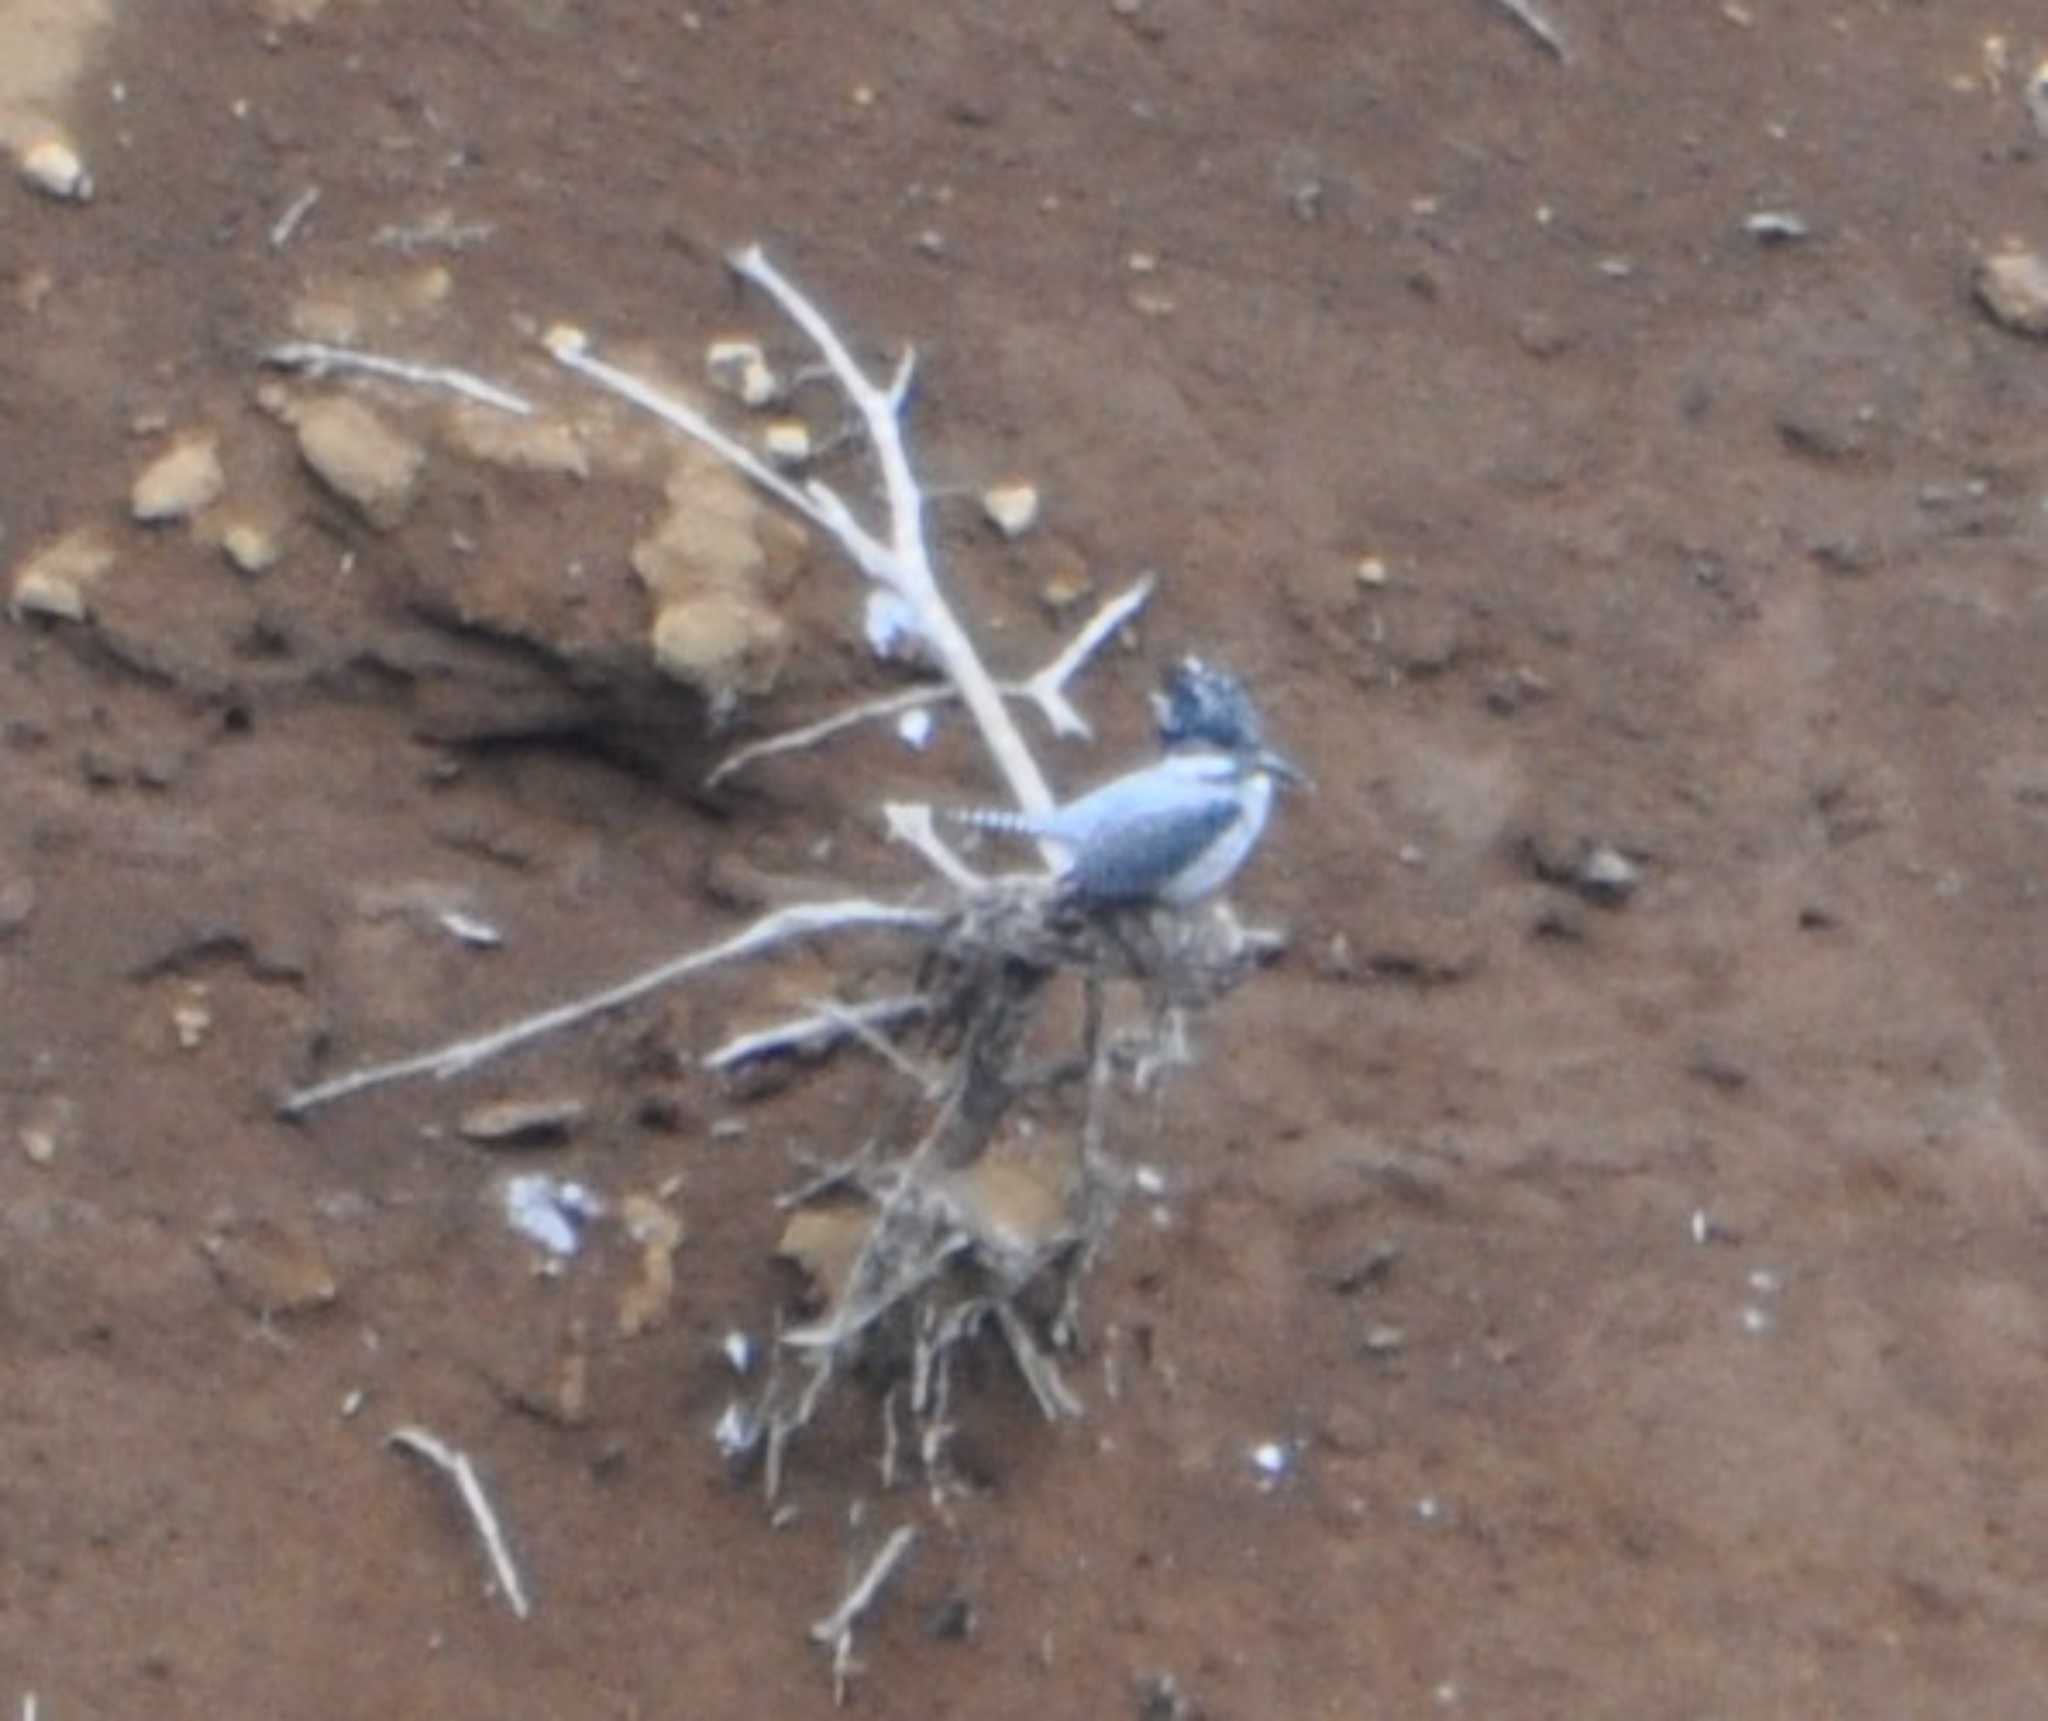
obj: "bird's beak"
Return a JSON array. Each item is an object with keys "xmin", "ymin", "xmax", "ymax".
[{"xmin": 1258, "ymin": 748, "xmax": 1313, "ymax": 791}]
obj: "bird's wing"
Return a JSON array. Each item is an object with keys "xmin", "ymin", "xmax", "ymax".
[{"xmin": 1060, "ymin": 795, "xmax": 1239, "ymax": 903}]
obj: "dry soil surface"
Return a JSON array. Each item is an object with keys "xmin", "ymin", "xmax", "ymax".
[{"xmin": 8, "ymin": 2, "xmax": 2048, "ymax": 1717}]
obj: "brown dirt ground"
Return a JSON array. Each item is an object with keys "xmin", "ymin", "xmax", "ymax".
[{"xmin": 7, "ymin": 1, "xmax": 2048, "ymax": 1715}]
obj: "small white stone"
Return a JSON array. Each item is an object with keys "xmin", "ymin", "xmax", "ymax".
[
  {"xmin": 705, "ymin": 337, "xmax": 778, "ymax": 407},
  {"xmin": 761, "ymin": 419, "xmax": 811, "ymax": 465},
  {"xmin": 220, "ymin": 522, "xmax": 281, "ymax": 575},
  {"xmin": 896, "ymin": 706, "xmax": 934, "ymax": 750},
  {"xmin": 980, "ymin": 482, "xmax": 1041, "ymax": 539},
  {"xmin": 541, "ymin": 322, "xmax": 589, "ymax": 359},
  {"xmin": 20, "ymin": 138, "xmax": 92, "ymax": 202},
  {"xmin": 131, "ymin": 436, "xmax": 226, "ymax": 524},
  {"xmin": 1356, "ymin": 555, "xmax": 1390, "ymax": 588}
]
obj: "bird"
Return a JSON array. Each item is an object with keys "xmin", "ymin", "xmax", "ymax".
[{"xmin": 951, "ymin": 657, "xmax": 1304, "ymax": 909}]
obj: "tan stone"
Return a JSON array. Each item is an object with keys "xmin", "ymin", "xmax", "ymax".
[
  {"xmin": 1976, "ymin": 249, "xmax": 2048, "ymax": 338},
  {"xmin": 442, "ymin": 402, "xmax": 589, "ymax": 478},
  {"xmin": 295, "ymin": 395, "xmax": 425, "ymax": 529},
  {"xmin": 651, "ymin": 594, "xmax": 789, "ymax": 707},
  {"xmin": 131, "ymin": 435, "xmax": 225, "ymax": 524},
  {"xmin": 10, "ymin": 527, "xmax": 113, "ymax": 621}
]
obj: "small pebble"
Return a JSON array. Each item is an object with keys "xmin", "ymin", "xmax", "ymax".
[
  {"xmin": 2027, "ymin": 57, "xmax": 2048, "ymax": 140},
  {"xmin": 762, "ymin": 419, "xmax": 811, "ymax": 466},
  {"xmin": 704, "ymin": 338, "xmax": 778, "ymax": 407},
  {"xmin": 220, "ymin": 522, "xmax": 281, "ymax": 575},
  {"xmin": 460, "ymin": 1097, "xmax": 586, "ymax": 1146},
  {"xmin": 1743, "ymin": 210, "xmax": 1809, "ymax": 244},
  {"xmin": 131, "ymin": 436, "xmax": 226, "ymax": 525},
  {"xmin": 1576, "ymin": 844, "xmax": 1641, "ymax": 904},
  {"xmin": 10, "ymin": 529, "xmax": 113, "ymax": 622},
  {"xmin": 1975, "ymin": 249, "xmax": 2048, "ymax": 339},
  {"xmin": 19, "ymin": 137, "xmax": 92, "ymax": 201},
  {"xmin": 980, "ymin": 482, "xmax": 1041, "ymax": 539}
]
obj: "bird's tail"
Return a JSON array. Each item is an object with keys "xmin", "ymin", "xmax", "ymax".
[{"xmin": 942, "ymin": 806, "xmax": 1045, "ymax": 838}]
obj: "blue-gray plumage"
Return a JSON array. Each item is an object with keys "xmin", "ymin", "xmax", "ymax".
[{"xmin": 953, "ymin": 658, "xmax": 1300, "ymax": 908}]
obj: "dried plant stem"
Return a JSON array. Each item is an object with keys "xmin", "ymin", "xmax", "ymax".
[
  {"xmin": 265, "ymin": 341, "xmax": 535, "ymax": 416},
  {"xmin": 730, "ymin": 245, "xmax": 1055, "ymax": 821},
  {"xmin": 386, "ymin": 1425, "xmax": 531, "ymax": 1619},
  {"xmin": 811, "ymin": 1523, "xmax": 918, "ymax": 1647},
  {"xmin": 280, "ymin": 900, "xmax": 943, "ymax": 1116},
  {"xmin": 704, "ymin": 993, "xmax": 929, "ymax": 1073},
  {"xmin": 703, "ymin": 575, "xmax": 1156, "ymax": 788},
  {"xmin": 1487, "ymin": 0, "xmax": 1566, "ymax": 59}
]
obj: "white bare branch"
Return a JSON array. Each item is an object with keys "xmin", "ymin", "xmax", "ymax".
[
  {"xmin": 264, "ymin": 342, "xmax": 534, "ymax": 416},
  {"xmin": 705, "ymin": 684, "xmax": 942, "ymax": 790},
  {"xmin": 704, "ymin": 992, "xmax": 929, "ymax": 1073},
  {"xmin": 702, "ymin": 575, "xmax": 1156, "ymax": 788},
  {"xmin": 543, "ymin": 325, "xmax": 840, "ymax": 540},
  {"xmin": 883, "ymin": 802, "xmax": 988, "ymax": 894},
  {"xmin": 280, "ymin": 900, "xmax": 944, "ymax": 1116},
  {"xmin": 386, "ymin": 1425, "xmax": 531, "ymax": 1619},
  {"xmin": 1018, "ymin": 573, "xmax": 1156, "ymax": 738},
  {"xmin": 809, "ymin": 1523, "xmax": 918, "ymax": 1647},
  {"xmin": 728, "ymin": 246, "xmax": 1057, "ymax": 821}
]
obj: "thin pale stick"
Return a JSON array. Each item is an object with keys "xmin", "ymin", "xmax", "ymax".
[
  {"xmin": 386, "ymin": 1425, "xmax": 531, "ymax": 1619},
  {"xmin": 809, "ymin": 1524, "xmax": 918, "ymax": 1645},
  {"xmin": 882, "ymin": 802, "xmax": 986, "ymax": 893},
  {"xmin": 269, "ymin": 185, "xmax": 320, "ymax": 250},
  {"xmin": 265, "ymin": 342, "xmax": 534, "ymax": 416},
  {"xmin": 703, "ymin": 575, "xmax": 1157, "ymax": 787},
  {"xmin": 543, "ymin": 328, "xmax": 840, "ymax": 539},
  {"xmin": 1018, "ymin": 573, "xmax": 1156, "ymax": 737},
  {"xmin": 281, "ymin": 900, "xmax": 943, "ymax": 1115},
  {"xmin": 705, "ymin": 993, "xmax": 929, "ymax": 1073},
  {"xmin": 1488, "ymin": 0, "xmax": 1566, "ymax": 58},
  {"xmin": 803, "ymin": 997, "xmax": 941, "ymax": 1097},
  {"xmin": 730, "ymin": 246, "xmax": 1058, "ymax": 821}
]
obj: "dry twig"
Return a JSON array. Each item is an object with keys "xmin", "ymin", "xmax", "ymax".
[
  {"xmin": 1487, "ymin": 0, "xmax": 1567, "ymax": 59},
  {"xmin": 281, "ymin": 899, "xmax": 941, "ymax": 1114},
  {"xmin": 386, "ymin": 1425, "xmax": 531, "ymax": 1619},
  {"xmin": 265, "ymin": 341, "xmax": 534, "ymax": 416},
  {"xmin": 702, "ymin": 575, "xmax": 1155, "ymax": 789}
]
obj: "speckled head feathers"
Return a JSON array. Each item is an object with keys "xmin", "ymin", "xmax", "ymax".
[{"xmin": 1152, "ymin": 656, "xmax": 1266, "ymax": 753}]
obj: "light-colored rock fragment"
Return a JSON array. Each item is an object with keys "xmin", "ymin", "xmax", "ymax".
[
  {"xmin": 220, "ymin": 521, "xmax": 282, "ymax": 574},
  {"xmin": 131, "ymin": 435, "xmax": 225, "ymax": 524},
  {"xmin": 442, "ymin": 403, "xmax": 589, "ymax": 478},
  {"xmin": 762, "ymin": 419, "xmax": 812, "ymax": 466},
  {"xmin": 19, "ymin": 137, "xmax": 91, "ymax": 201},
  {"xmin": 2028, "ymin": 57, "xmax": 2048, "ymax": 141},
  {"xmin": 981, "ymin": 481, "xmax": 1041, "ymax": 539},
  {"xmin": 651, "ymin": 597, "xmax": 789, "ymax": 711},
  {"xmin": 705, "ymin": 337, "xmax": 778, "ymax": 407},
  {"xmin": 10, "ymin": 528, "xmax": 113, "ymax": 622},
  {"xmin": 616, "ymin": 1192, "xmax": 685, "ymax": 1338},
  {"xmin": 1976, "ymin": 248, "xmax": 2048, "ymax": 338},
  {"xmin": 633, "ymin": 448, "xmax": 808, "ymax": 711},
  {"xmin": 201, "ymin": 1217, "xmax": 339, "ymax": 1317},
  {"xmin": 777, "ymin": 1204, "xmax": 870, "ymax": 1311},
  {"xmin": 295, "ymin": 395, "xmax": 426, "ymax": 528},
  {"xmin": 459, "ymin": 1096, "xmax": 586, "ymax": 1146},
  {"xmin": 19, "ymin": 1094, "xmax": 76, "ymax": 1167}
]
